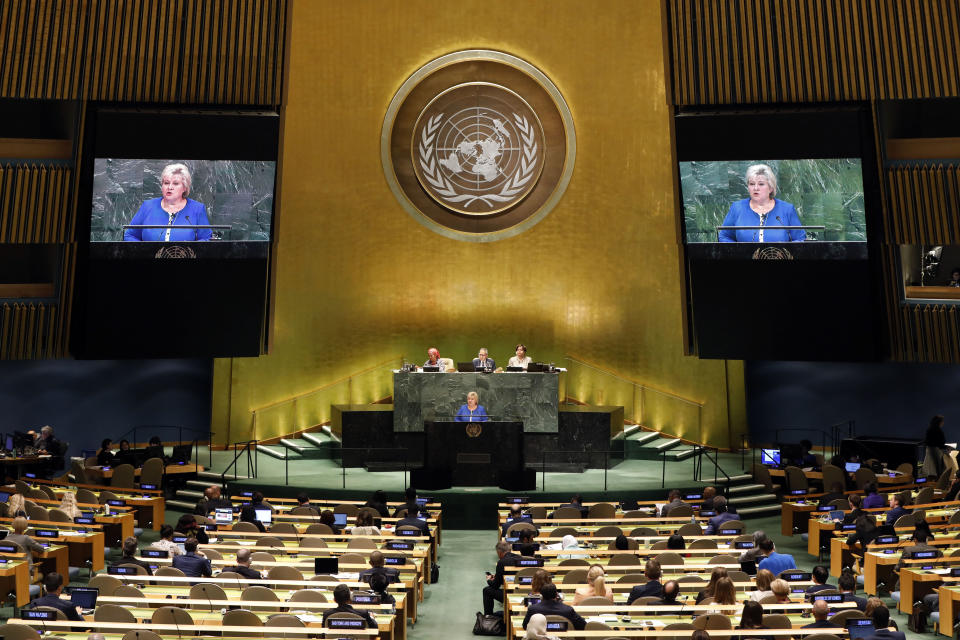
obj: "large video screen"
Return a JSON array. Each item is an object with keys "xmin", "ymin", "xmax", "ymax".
[
  {"xmin": 91, "ymin": 159, "xmax": 275, "ymax": 243},
  {"xmin": 681, "ymin": 159, "xmax": 865, "ymax": 244}
]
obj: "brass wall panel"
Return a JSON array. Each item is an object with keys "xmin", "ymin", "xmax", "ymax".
[
  {"xmin": 0, "ymin": 164, "xmax": 72, "ymax": 243},
  {"xmin": 886, "ymin": 165, "xmax": 960, "ymax": 244},
  {"xmin": 0, "ymin": 302, "xmax": 57, "ymax": 359},
  {"xmin": 0, "ymin": 0, "xmax": 285, "ymax": 104},
  {"xmin": 211, "ymin": 0, "xmax": 746, "ymax": 449},
  {"xmin": 667, "ymin": 0, "xmax": 960, "ymax": 105}
]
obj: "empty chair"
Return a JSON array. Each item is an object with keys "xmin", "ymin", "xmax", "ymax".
[
  {"xmin": 111, "ymin": 463, "xmax": 136, "ymax": 489},
  {"xmin": 751, "ymin": 463, "xmax": 780, "ymax": 493},
  {"xmin": 69, "ymin": 460, "xmax": 89, "ymax": 485},
  {"xmin": 299, "ymin": 536, "xmax": 328, "ymax": 553},
  {"xmin": 937, "ymin": 468, "xmax": 954, "ymax": 491},
  {"xmin": 140, "ymin": 457, "xmax": 164, "ymax": 487},
  {"xmin": 289, "ymin": 506, "xmax": 320, "ymax": 517},
  {"xmin": 617, "ymin": 573, "xmax": 647, "ymax": 583},
  {"xmin": 828, "ymin": 498, "xmax": 848, "ymax": 509},
  {"xmin": 629, "ymin": 527, "xmax": 657, "ymax": 537},
  {"xmin": 915, "ymin": 486, "xmax": 935, "ymax": 505},
  {"xmin": 653, "ymin": 552, "xmax": 684, "ymax": 566},
  {"xmin": 29, "ymin": 606, "xmax": 67, "ymax": 621},
  {"xmin": 585, "ymin": 620, "xmax": 612, "ymax": 631},
  {"xmin": 714, "ymin": 520, "xmax": 744, "ymax": 534},
  {"xmin": 242, "ymin": 585, "xmax": 281, "ymax": 602},
  {"xmin": 896, "ymin": 462, "xmax": 914, "ymax": 476},
  {"xmin": 783, "ymin": 466, "xmax": 809, "ymax": 493},
  {"xmin": 288, "ymin": 589, "xmax": 327, "ymax": 603},
  {"xmin": 268, "ymin": 565, "xmax": 304, "ymax": 582},
  {"xmin": 562, "ymin": 568, "xmax": 589, "ymax": 584},
  {"xmin": 593, "ymin": 525, "xmax": 623, "ymax": 538},
  {"xmin": 517, "ymin": 566, "xmax": 540, "ymax": 580},
  {"xmin": 506, "ymin": 522, "xmax": 536, "ymax": 537},
  {"xmin": 0, "ymin": 625, "xmax": 40, "ymax": 640},
  {"xmin": 650, "ymin": 540, "xmax": 668, "ymax": 550},
  {"xmin": 304, "ymin": 523, "xmax": 334, "ymax": 535},
  {"xmin": 587, "ymin": 503, "xmax": 616, "ymax": 518},
  {"xmin": 693, "ymin": 614, "xmax": 731, "ymax": 630},
  {"xmin": 607, "ymin": 554, "xmax": 641, "ymax": 566},
  {"xmin": 666, "ymin": 504, "xmax": 693, "ymax": 517},
  {"xmin": 333, "ymin": 504, "xmax": 359, "ymax": 517},
  {"xmin": 551, "ymin": 526, "xmax": 580, "ymax": 538},
  {"xmin": 676, "ymin": 575, "xmax": 704, "ymax": 582},
  {"xmin": 270, "ymin": 522, "xmax": 298, "ymax": 534},
  {"xmin": 114, "ymin": 585, "xmax": 146, "ymax": 598},
  {"xmin": 338, "ymin": 552, "xmax": 366, "ymax": 565},
  {"xmin": 223, "ymin": 608, "xmax": 264, "ymax": 636},
  {"xmin": 151, "ymin": 606, "xmax": 194, "ymax": 625},
  {"xmin": 190, "ymin": 582, "xmax": 228, "ymax": 607},
  {"xmin": 122, "ymin": 631, "xmax": 162, "ymax": 640},
  {"xmin": 25, "ymin": 503, "xmax": 49, "ymax": 520},
  {"xmin": 117, "ymin": 562, "xmax": 149, "ymax": 575},
  {"xmin": 39, "ymin": 485, "xmax": 57, "ymax": 500},
  {"xmin": 726, "ymin": 570, "xmax": 749, "ymax": 582},
  {"xmin": 552, "ymin": 506, "xmax": 582, "ymax": 520},
  {"xmin": 88, "ymin": 574, "xmax": 123, "ymax": 596},
  {"xmin": 708, "ymin": 554, "xmax": 737, "ymax": 565},
  {"xmin": 688, "ymin": 539, "xmax": 717, "ymax": 549},
  {"xmin": 98, "ymin": 490, "xmax": 120, "ymax": 504},
  {"xmin": 949, "ymin": 511, "xmax": 960, "ymax": 525},
  {"xmin": 630, "ymin": 596, "xmax": 661, "ymax": 606},
  {"xmin": 558, "ymin": 558, "xmax": 589, "ymax": 566},
  {"xmin": 265, "ymin": 613, "xmax": 306, "ymax": 637},
  {"xmin": 255, "ymin": 536, "xmax": 285, "ymax": 548},
  {"xmin": 47, "ymin": 508, "xmax": 73, "ymax": 523},
  {"xmin": 200, "ymin": 548, "xmax": 223, "ymax": 560},
  {"xmin": 28, "ymin": 488, "xmax": 49, "ymax": 501},
  {"xmin": 94, "ymin": 603, "xmax": 138, "ymax": 623},
  {"xmin": 828, "ymin": 610, "xmax": 867, "ymax": 626},
  {"xmin": 346, "ymin": 537, "xmax": 377, "ymax": 549},
  {"xmin": 250, "ymin": 551, "xmax": 276, "ymax": 562},
  {"xmin": 528, "ymin": 506, "xmax": 547, "ymax": 519},
  {"xmin": 580, "ymin": 596, "xmax": 616, "ymax": 606},
  {"xmin": 762, "ymin": 614, "xmax": 792, "ymax": 629},
  {"xmin": 233, "ymin": 521, "xmax": 261, "ymax": 532},
  {"xmin": 821, "ymin": 464, "xmax": 846, "ymax": 494},
  {"xmin": 155, "ymin": 566, "xmax": 185, "ymax": 577},
  {"xmin": 76, "ymin": 488, "xmax": 98, "ymax": 505},
  {"xmin": 218, "ymin": 571, "xmax": 243, "ymax": 581},
  {"xmin": 622, "ymin": 510, "xmax": 646, "ymax": 518},
  {"xmin": 607, "ymin": 537, "xmax": 639, "ymax": 550},
  {"xmin": 660, "ymin": 622, "xmax": 696, "ymax": 637},
  {"xmin": 893, "ymin": 514, "xmax": 916, "ymax": 528},
  {"xmin": 804, "ymin": 635, "xmax": 843, "ymax": 640},
  {"xmin": 677, "ymin": 523, "xmax": 702, "ymax": 537},
  {"xmin": 854, "ymin": 467, "xmax": 877, "ymax": 490}
]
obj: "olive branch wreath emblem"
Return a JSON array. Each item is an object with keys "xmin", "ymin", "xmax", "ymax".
[{"xmin": 417, "ymin": 112, "xmax": 538, "ymax": 209}]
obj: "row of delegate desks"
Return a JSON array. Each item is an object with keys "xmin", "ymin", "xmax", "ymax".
[
  {"xmin": 8, "ymin": 621, "xmax": 378, "ymax": 640},
  {"xmin": 780, "ymin": 479, "xmax": 923, "ymax": 536},
  {"xmin": 84, "ymin": 462, "xmax": 203, "ymax": 481},
  {"xmin": 1, "ymin": 517, "xmax": 107, "ymax": 571},
  {"xmin": 18, "ymin": 476, "xmax": 166, "ymax": 530}
]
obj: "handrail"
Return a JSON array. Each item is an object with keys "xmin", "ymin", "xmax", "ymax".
[
  {"xmin": 250, "ymin": 355, "xmax": 403, "ymax": 415},
  {"xmin": 659, "ymin": 445, "xmax": 730, "ymax": 488},
  {"xmin": 222, "ymin": 440, "xmax": 257, "ymax": 483},
  {"xmin": 539, "ymin": 450, "xmax": 622, "ymax": 491},
  {"xmin": 564, "ymin": 355, "xmax": 703, "ymax": 408}
]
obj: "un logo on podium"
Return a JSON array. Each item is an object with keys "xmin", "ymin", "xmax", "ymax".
[{"xmin": 383, "ymin": 50, "xmax": 575, "ymax": 242}]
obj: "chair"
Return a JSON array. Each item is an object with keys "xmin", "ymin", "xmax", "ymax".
[
  {"xmin": 270, "ymin": 522, "xmax": 298, "ymax": 534},
  {"xmin": 607, "ymin": 537, "xmax": 639, "ymax": 550},
  {"xmin": 325, "ymin": 611, "xmax": 365, "ymax": 627},
  {"xmin": 223, "ymin": 608, "xmax": 264, "ymax": 636},
  {"xmin": 821, "ymin": 464, "xmax": 846, "ymax": 494},
  {"xmin": 558, "ymin": 558, "xmax": 590, "ymax": 566},
  {"xmin": 47, "ymin": 508, "xmax": 73, "ymax": 523},
  {"xmin": 914, "ymin": 508, "xmax": 926, "ymax": 523},
  {"xmin": 517, "ymin": 566, "xmax": 541, "ymax": 580},
  {"xmin": 94, "ymin": 603, "xmax": 138, "ymax": 623},
  {"xmin": 98, "ymin": 490, "xmax": 120, "ymax": 503},
  {"xmin": 255, "ymin": 536, "xmax": 285, "ymax": 547},
  {"xmin": 708, "ymin": 554, "xmax": 737, "ymax": 564},
  {"xmin": 438, "ymin": 357, "xmax": 455, "ymax": 372},
  {"xmin": 762, "ymin": 614, "xmax": 792, "ymax": 629},
  {"xmin": 666, "ymin": 504, "xmax": 693, "ymax": 517},
  {"xmin": 727, "ymin": 570, "xmax": 749, "ymax": 582},
  {"xmin": 617, "ymin": 573, "xmax": 648, "ymax": 585},
  {"xmin": 759, "ymin": 594, "xmax": 779, "ymax": 604},
  {"xmin": 896, "ymin": 462, "xmax": 914, "ymax": 476},
  {"xmin": 593, "ymin": 525, "xmax": 623, "ymax": 538},
  {"xmin": 190, "ymin": 582, "xmax": 228, "ymax": 607},
  {"xmin": 288, "ymin": 589, "xmax": 327, "ymax": 602},
  {"xmin": 30, "ymin": 606, "xmax": 68, "ymax": 621},
  {"xmin": 915, "ymin": 486, "xmax": 935, "ymax": 505},
  {"xmin": 122, "ymin": 631, "xmax": 163, "ymax": 640},
  {"xmin": 660, "ymin": 622, "xmax": 696, "ymax": 639},
  {"xmin": 140, "ymin": 457, "xmax": 164, "ymax": 487},
  {"xmin": 114, "ymin": 585, "xmax": 146, "ymax": 598},
  {"xmin": 528, "ymin": 506, "xmax": 547, "ymax": 519},
  {"xmin": 268, "ymin": 565, "xmax": 304, "ymax": 582},
  {"xmin": 828, "ymin": 610, "xmax": 867, "ymax": 625},
  {"xmin": 201, "ymin": 548, "xmax": 223, "ymax": 560},
  {"xmin": 25, "ymin": 503, "xmax": 49, "ymax": 520},
  {"xmin": 562, "ymin": 568, "xmax": 589, "ymax": 584},
  {"xmin": 265, "ymin": 613, "xmax": 306, "ymax": 638},
  {"xmin": 346, "ymin": 537, "xmax": 377, "ymax": 549},
  {"xmin": 804, "ymin": 635, "xmax": 842, "ymax": 640},
  {"xmin": 311, "ymin": 573, "xmax": 341, "ymax": 582},
  {"xmin": 607, "ymin": 554, "xmax": 641, "ymax": 566},
  {"xmin": 551, "ymin": 526, "xmax": 580, "ymax": 538},
  {"xmin": 676, "ymin": 575, "xmax": 703, "ymax": 582},
  {"xmin": 828, "ymin": 498, "xmax": 848, "ymax": 509},
  {"xmin": 118, "ymin": 562, "xmax": 149, "ymax": 575},
  {"xmin": 630, "ymin": 596, "xmax": 661, "ymax": 606},
  {"xmin": 949, "ymin": 511, "xmax": 960, "ymax": 525},
  {"xmin": 622, "ymin": 510, "xmax": 646, "ymax": 518},
  {"xmin": 69, "ymin": 460, "xmax": 89, "ymax": 485},
  {"xmin": 151, "ymin": 606, "xmax": 194, "ymax": 625},
  {"xmin": 689, "ymin": 539, "xmax": 717, "ymax": 549},
  {"xmin": 39, "ymin": 485, "xmax": 57, "ymax": 500},
  {"xmin": 243, "ymin": 585, "xmax": 281, "ymax": 602},
  {"xmin": 751, "ymin": 463, "xmax": 780, "ymax": 492},
  {"xmin": 715, "ymin": 520, "xmax": 744, "ymax": 534},
  {"xmin": 88, "ymin": 574, "xmax": 123, "ymax": 596},
  {"xmin": 653, "ymin": 552, "xmax": 684, "ymax": 566},
  {"xmin": 338, "ymin": 552, "xmax": 366, "ymax": 565},
  {"xmin": 333, "ymin": 504, "xmax": 359, "ymax": 517},
  {"xmin": 629, "ymin": 527, "xmax": 657, "ymax": 537},
  {"xmin": 553, "ymin": 506, "xmax": 582, "ymax": 520},
  {"xmin": 289, "ymin": 506, "xmax": 320, "ymax": 517},
  {"xmin": 111, "ymin": 463, "xmax": 136, "ymax": 489},
  {"xmin": 304, "ymin": 523, "xmax": 334, "ymax": 534},
  {"xmin": 250, "ymin": 551, "xmax": 276, "ymax": 562},
  {"xmin": 506, "ymin": 522, "xmax": 537, "ymax": 536},
  {"xmin": 588, "ymin": 503, "xmax": 616, "ymax": 518},
  {"xmin": 937, "ymin": 468, "xmax": 955, "ymax": 491},
  {"xmin": 233, "ymin": 521, "xmax": 260, "ymax": 532},
  {"xmin": 0, "ymin": 624, "xmax": 40, "ymax": 640},
  {"xmin": 784, "ymin": 466, "xmax": 809, "ymax": 493},
  {"xmin": 677, "ymin": 523, "xmax": 702, "ymax": 536},
  {"xmin": 692, "ymin": 614, "xmax": 731, "ymax": 630},
  {"xmin": 300, "ymin": 536, "xmax": 328, "ymax": 549},
  {"xmin": 155, "ymin": 566, "xmax": 185, "ymax": 577},
  {"xmin": 218, "ymin": 571, "xmax": 244, "ymax": 581},
  {"xmin": 650, "ymin": 540, "xmax": 668, "ymax": 550},
  {"xmin": 28, "ymin": 488, "xmax": 48, "ymax": 501},
  {"xmin": 585, "ymin": 620, "xmax": 612, "ymax": 630},
  {"xmin": 76, "ymin": 488, "xmax": 98, "ymax": 505},
  {"xmin": 854, "ymin": 467, "xmax": 877, "ymax": 490},
  {"xmin": 893, "ymin": 514, "xmax": 916, "ymax": 528}
]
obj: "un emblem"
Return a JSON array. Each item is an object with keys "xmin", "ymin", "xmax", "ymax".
[{"xmin": 383, "ymin": 50, "xmax": 575, "ymax": 242}]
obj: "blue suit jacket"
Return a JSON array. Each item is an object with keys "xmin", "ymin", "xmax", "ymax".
[
  {"xmin": 472, "ymin": 357, "xmax": 496, "ymax": 371},
  {"xmin": 719, "ymin": 198, "xmax": 806, "ymax": 242},
  {"xmin": 886, "ymin": 506, "xmax": 911, "ymax": 525},
  {"xmin": 627, "ymin": 580, "xmax": 662, "ymax": 603},
  {"xmin": 30, "ymin": 594, "xmax": 83, "ymax": 621},
  {"xmin": 124, "ymin": 198, "xmax": 212, "ymax": 241},
  {"xmin": 455, "ymin": 404, "xmax": 488, "ymax": 422},
  {"xmin": 705, "ymin": 512, "xmax": 741, "ymax": 535},
  {"xmin": 757, "ymin": 551, "xmax": 797, "ymax": 575},
  {"xmin": 172, "ymin": 552, "xmax": 212, "ymax": 577},
  {"xmin": 522, "ymin": 599, "xmax": 586, "ymax": 630}
]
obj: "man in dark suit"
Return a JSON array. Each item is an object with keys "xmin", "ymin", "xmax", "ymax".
[
  {"xmin": 397, "ymin": 512, "xmax": 430, "ymax": 536},
  {"xmin": 359, "ymin": 551, "xmax": 400, "ymax": 585},
  {"xmin": 171, "ymin": 538, "xmax": 212, "ymax": 577},
  {"xmin": 28, "ymin": 572, "xmax": 83, "ymax": 621},
  {"xmin": 704, "ymin": 496, "xmax": 741, "ymax": 535},
  {"xmin": 110, "ymin": 536, "xmax": 154, "ymax": 575},
  {"xmin": 863, "ymin": 605, "xmax": 906, "ymax": 640},
  {"xmin": 805, "ymin": 565, "xmax": 832, "ymax": 595},
  {"xmin": 521, "ymin": 584, "xmax": 586, "ymax": 630},
  {"xmin": 221, "ymin": 547, "xmax": 261, "ymax": 579},
  {"xmin": 393, "ymin": 487, "xmax": 424, "ymax": 518},
  {"xmin": 843, "ymin": 494, "xmax": 867, "ymax": 525},
  {"xmin": 194, "ymin": 485, "xmax": 233, "ymax": 516},
  {"xmin": 501, "ymin": 505, "xmax": 537, "ymax": 537},
  {"xmin": 655, "ymin": 580, "xmax": 680, "ymax": 605},
  {"xmin": 483, "ymin": 541, "xmax": 520, "ymax": 615},
  {"xmin": 802, "ymin": 599, "xmax": 834, "ymax": 628},
  {"xmin": 322, "ymin": 584, "xmax": 378, "ymax": 628},
  {"xmin": 659, "ymin": 490, "xmax": 687, "ymax": 517},
  {"xmin": 472, "ymin": 348, "xmax": 496, "ymax": 371},
  {"xmin": 627, "ymin": 559, "xmax": 662, "ymax": 603},
  {"xmin": 838, "ymin": 572, "xmax": 868, "ymax": 610},
  {"xmin": 885, "ymin": 494, "xmax": 911, "ymax": 526},
  {"xmin": 817, "ymin": 482, "xmax": 846, "ymax": 509}
]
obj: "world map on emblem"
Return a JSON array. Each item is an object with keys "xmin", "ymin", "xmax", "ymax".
[{"xmin": 413, "ymin": 83, "xmax": 546, "ymax": 215}]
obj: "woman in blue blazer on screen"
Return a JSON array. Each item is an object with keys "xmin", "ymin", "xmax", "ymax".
[
  {"xmin": 718, "ymin": 164, "xmax": 806, "ymax": 242},
  {"xmin": 124, "ymin": 163, "xmax": 212, "ymax": 241}
]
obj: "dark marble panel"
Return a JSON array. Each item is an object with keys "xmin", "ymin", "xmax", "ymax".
[
  {"xmin": 393, "ymin": 371, "xmax": 559, "ymax": 433},
  {"xmin": 525, "ymin": 407, "xmax": 625, "ymax": 469},
  {"xmin": 91, "ymin": 159, "xmax": 275, "ymax": 241}
]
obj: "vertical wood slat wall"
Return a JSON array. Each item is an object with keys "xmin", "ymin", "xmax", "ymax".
[
  {"xmin": 0, "ymin": 0, "xmax": 286, "ymax": 104},
  {"xmin": 667, "ymin": 0, "xmax": 960, "ymax": 362},
  {"xmin": 0, "ymin": 0, "xmax": 286, "ymax": 359}
]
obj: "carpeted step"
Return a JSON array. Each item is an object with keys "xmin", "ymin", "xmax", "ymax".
[
  {"xmin": 713, "ymin": 473, "xmax": 753, "ymax": 485},
  {"xmin": 198, "ymin": 470, "xmax": 248, "ymax": 482},
  {"xmin": 736, "ymin": 503, "xmax": 782, "ymax": 517},
  {"xmin": 728, "ymin": 492, "xmax": 778, "ymax": 506},
  {"xmin": 177, "ymin": 489, "xmax": 203, "ymax": 500},
  {"xmin": 256, "ymin": 444, "xmax": 291, "ymax": 460},
  {"xmin": 167, "ymin": 499, "xmax": 195, "ymax": 511},
  {"xmin": 281, "ymin": 437, "xmax": 332, "ymax": 459},
  {"xmin": 727, "ymin": 483, "xmax": 767, "ymax": 494}
]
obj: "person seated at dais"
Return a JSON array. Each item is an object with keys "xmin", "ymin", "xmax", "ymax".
[
  {"xmin": 507, "ymin": 343, "xmax": 532, "ymax": 370},
  {"xmin": 472, "ymin": 347, "xmax": 496, "ymax": 372}
]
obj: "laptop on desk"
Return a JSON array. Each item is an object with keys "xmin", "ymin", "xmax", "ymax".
[{"xmin": 70, "ymin": 587, "xmax": 98, "ymax": 615}]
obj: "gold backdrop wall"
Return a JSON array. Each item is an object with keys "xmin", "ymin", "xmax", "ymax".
[{"xmin": 211, "ymin": 0, "xmax": 747, "ymax": 449}]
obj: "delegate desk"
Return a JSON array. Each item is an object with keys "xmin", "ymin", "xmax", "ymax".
[
  {"xmin": 25, "ymin": 477, "xmax": 165, "ymax": 530},
  {"xmin": 85, "ymin": 462, "xmax": 203, "ymax": 481},
  {"xmin": 392, "ymin": 370, "xmax": 560, "ymax": 433},
  {"xmin": 1, "ymin": 517, "xmax": 106, "ymax": 570}
]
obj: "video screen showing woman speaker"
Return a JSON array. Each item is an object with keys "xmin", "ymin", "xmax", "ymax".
[
  {"xmin": 680, "ymin": 159, "xmax": 866, "ymax": 247},
  {"xmin": 90, "ymin": 158, "xmax": 276, "ymax": 243}
]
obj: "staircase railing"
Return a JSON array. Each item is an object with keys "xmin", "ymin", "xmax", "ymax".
[
  {"xmin": 249, "ymin": 356, "xmax": 403, "ymax": 442},
  {"xmin": 659, "ymin": 445, "xmax": 730, "ymax": 488},
  {"xmin": 221, "ymin": 440, "xmax": 258, "ymax": 483},
  {"xmin": 563, "ymin": 356, "xmax": 707, "ymax": 445}
]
